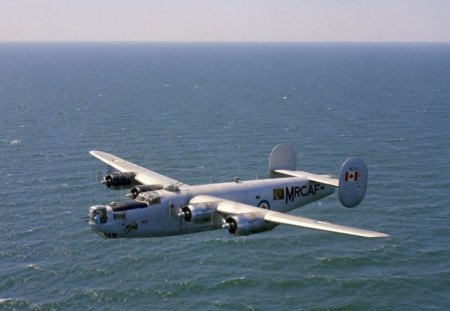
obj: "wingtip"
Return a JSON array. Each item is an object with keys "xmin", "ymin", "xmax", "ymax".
[
  {"xmin": 368, "ymin": 232, "xmax": 389, "ymax": 238},
  {"xmin": 89, "ymin": 150, "xmax": 105, "ymax": 159}
]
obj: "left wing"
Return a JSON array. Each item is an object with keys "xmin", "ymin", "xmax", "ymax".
[
  {"xmin": 189, "ymin": 195, "xmax": 388, "ymax": 238},
  {"xmin": 90, "ymin": 151, "xmax": 188, "ymax": 188}
]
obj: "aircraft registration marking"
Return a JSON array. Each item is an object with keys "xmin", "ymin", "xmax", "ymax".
[
  {"xmin": 285, "ymin": 184, "xmax": 323, "ymax": 204},
  {"xmin": 272, "ymin": 184, "xmax": 324, "ymax": 204}
]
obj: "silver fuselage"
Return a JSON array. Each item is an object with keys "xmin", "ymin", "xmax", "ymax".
[{"xmin": 89, "ymin": 177, "xmax": 335, "ymax": 238}]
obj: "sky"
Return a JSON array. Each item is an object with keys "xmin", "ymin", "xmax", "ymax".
[{"xmin": 0, "ymin": 0, "xmax": 449, "ymax": 42}]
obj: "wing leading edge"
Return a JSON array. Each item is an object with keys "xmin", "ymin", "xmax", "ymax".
[
  {"xmin": 90, "ymin": 151, "xmax": 188, "ymax": 188},
  {"xmin": 190, "ymin": 195, "xmax": 387, "ymax": 238}
]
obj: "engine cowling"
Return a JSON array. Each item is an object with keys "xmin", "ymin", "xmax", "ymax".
[
  {"xmin": 102, "ymin": 172, "xmax": 136, "ymax": 189},
  {"xmin": 127, "ymin": 184, "xmax": 164, "ymax": 199},
  {"xmin": 179, "ymin": 203, "xmax": 215, "ymax": 223},
  {"xmin": 223, "ymin": 214, "xmax": 275, "ymax": 236}
]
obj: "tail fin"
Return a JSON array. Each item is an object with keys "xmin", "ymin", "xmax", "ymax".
[
  {"xmin": 338, "ymin": 158, "xmax": 368, "ymax": 208},
  {"xmin": 268, "ymin": 144, "xmax": 297, "ymax": 178}
]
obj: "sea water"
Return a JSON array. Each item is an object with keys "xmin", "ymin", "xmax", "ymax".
[{"xmin": 0, "ymin": 43, "xmax": 449, "ymax": 310}]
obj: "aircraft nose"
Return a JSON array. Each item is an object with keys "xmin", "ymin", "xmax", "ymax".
[{"xmin": 88, "ymin": 205, "xmax": 117, "ymax": 238}]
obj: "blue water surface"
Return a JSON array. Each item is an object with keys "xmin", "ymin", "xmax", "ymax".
[{"xmin": 0, "ymin": 43, "xmax": 449, "ymax": 310}]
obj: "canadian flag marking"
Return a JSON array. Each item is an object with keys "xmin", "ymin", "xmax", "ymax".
[{"xmin": 345, "ymin": 171, "xmax": 359, "ymax": 182}]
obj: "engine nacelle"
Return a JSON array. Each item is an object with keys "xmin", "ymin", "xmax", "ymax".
[
  {"xmin": 179, "ymin": 203, "xmax": 215, "ymax": 223},
  {"xmin": 102, "ymin": 172, "xmax": 136, "ymax": 189},
  {"xmin": 224, "ymin": 214, "xmax": 274, "ymax": 236},
  {"xmin": 127, "ymin": 184, "xmax": 164, "ymax": 199}
]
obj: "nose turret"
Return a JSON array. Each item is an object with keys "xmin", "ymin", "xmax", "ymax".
[
  {"xmin": 88, "ymin": 205, "xmax": 118, "ymax": 238},
  {"xmin": 89, "ymin": 205, "xmax": 107, "ymax": 224}
]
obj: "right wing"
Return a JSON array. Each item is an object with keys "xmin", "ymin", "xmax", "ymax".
[
  {"xmin": 262, "ymin": 210, "xmax": 388, "ymax": 238},
  {"xmin": 188, "ymin": 195, "xmax": 388, "ymax": 238},
  {"xmin": 90, "ymin": 151, "xmax": 188, "ymax": 188}
]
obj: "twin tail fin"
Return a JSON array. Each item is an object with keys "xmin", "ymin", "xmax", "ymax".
[{"xmin": 268, "ymin": 144, "xmax": 368, "ymax": 208}]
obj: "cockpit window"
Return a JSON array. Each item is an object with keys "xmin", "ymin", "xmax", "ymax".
[
  {"xmin": 136, "ymin": 191, "xmax": 161, "ymax": 205},
  {"xmin": 109, "ymin": 200, "xmax": 147, "ymax": 212},
  {"xmin": 148, "ymin": 196, "xmax": 161, "ymax": 204}
]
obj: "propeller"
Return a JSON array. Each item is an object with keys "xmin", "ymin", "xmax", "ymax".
[
  {"xmin": 221, "ymin": 217, "xmax": 237, "ymax": 234},
  {"xmin": 101, "ymin": 175, "xmax": 113, "ymax": 187},
  {"xmin": 95, "ymin": 165, "xmax": 113, "ymax": 185}
]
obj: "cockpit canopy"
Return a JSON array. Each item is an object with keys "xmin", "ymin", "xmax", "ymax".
[
  {"xmin": 108, "ymin": 200, "xmax": 147, "ymax": 212},
  {"xmin": 135, "ymin": 191, "xmax": 162, "ymax": 205}
]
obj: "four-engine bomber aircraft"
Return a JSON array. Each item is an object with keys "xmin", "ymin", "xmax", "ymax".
[{"xmin": 88, "ymin": 144, "xmax": 388, "ymax": 239}]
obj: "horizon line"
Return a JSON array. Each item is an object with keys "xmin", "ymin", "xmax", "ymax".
[{"xmin": 1, "ymin": 40, "xmax": 449, "ymax": 45}]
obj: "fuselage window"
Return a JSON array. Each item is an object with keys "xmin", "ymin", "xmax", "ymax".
[
  {"xmin": 113, "ymin": 212, "xmax": 126, "ymax": 220},
  {"xmin": 149, "ymin": 197, "xmax": 161, "ymax": 205}
]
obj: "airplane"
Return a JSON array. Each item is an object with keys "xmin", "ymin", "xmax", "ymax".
[{"xmin": 88, "ymin": 143, "xmax": 388, "ymax": 239}]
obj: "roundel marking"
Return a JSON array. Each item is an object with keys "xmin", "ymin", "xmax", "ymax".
[{"xmin": 257, "ymin": 200, "xmax": 270, "ymax": 210}]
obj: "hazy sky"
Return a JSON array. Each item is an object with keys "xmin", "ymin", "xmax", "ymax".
[{"xmin": 1, "ymin": 0, "xmax": 449, "ymax": 42}]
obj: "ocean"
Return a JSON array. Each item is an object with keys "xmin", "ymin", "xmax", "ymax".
[{"xmin": 0, "ymin": 43, "xmax": 449, "ymax": 310}]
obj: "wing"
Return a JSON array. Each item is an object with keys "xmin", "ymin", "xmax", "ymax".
[
  {"xmin": 274, "ymin": 170, "xmax": 339, "ymax": 187},
  {"xmin": 189, "ymin": 195, "xmax": 388, "ymax": 238},
  {"xmin": 90, "ymin": 151, "xmax": 188, "ymax": 188}
]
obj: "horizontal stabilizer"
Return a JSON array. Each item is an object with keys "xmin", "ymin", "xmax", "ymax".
[{"xmin": 274, "ymin": 170, "xmax": 339, "ymax": 187}]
